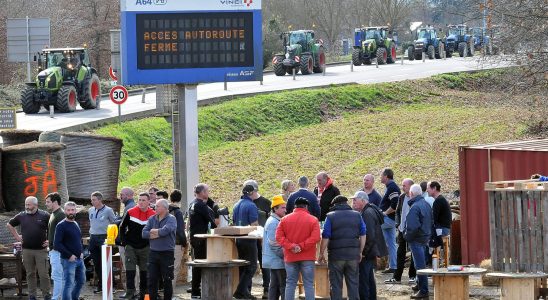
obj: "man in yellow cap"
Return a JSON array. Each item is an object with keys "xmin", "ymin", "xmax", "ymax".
[{"xmin": 262, "ymin": 195, "xmax": 287, "ymax": 300}]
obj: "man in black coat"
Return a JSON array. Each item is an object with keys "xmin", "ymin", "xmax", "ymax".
[
  {"xmin": 352, "ymin": 191, "xmax": 387, "ymax": 300},
  {"xmin": 314, "ymin": 171, "xmax": 341, "ymax": 221}
]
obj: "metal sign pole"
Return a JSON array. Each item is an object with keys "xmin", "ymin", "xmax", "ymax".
[
  {"xmin": 26, "ymin": 16, "xmax": 31, "ymax": 83},
  {"xmin": 174, "ymin": 84, "xmax": 199, "ymax": 209},
  {"xmin": 118, "ymin": 105, "xmax": 121, "ymax": 124},
  {"xmin": 101, "ymin": 245, "xmax": 113, "ymax": 300}
]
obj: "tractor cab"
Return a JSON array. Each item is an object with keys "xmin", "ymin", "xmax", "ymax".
[
  {"xmin": 416, "ymin": 28, "xmax": 437, "ymax": 41},
  {"xmin": 283, "ymin": 30, "xmax": 315, "ymax": 53},
  {"xmin": 445, "ymin": 24, "xmax": 469, "ymax": 44},
  {"xmin": 37, "ymin": 48, "xmax": 89, "ymax": 81}
]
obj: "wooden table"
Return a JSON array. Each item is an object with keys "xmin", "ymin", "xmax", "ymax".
[
  {"xmin": 187, "ymin": 259, "xmax": 249, "ymax": 299},
  {"xmin": 417, "ymin": 267, "xmax": 487, "ymax": 300},
  {"xmin": 486, "ymin": 272, "xmax": 548, "ymax": 300},
  {"xmin": 193, "ymin": 234, "xmax": 262, "ymax": 291},
  {"xmin": 0, "ymin": 253, "xmax": 27, "ymax": 297},
  {"xmin": 312, "ymin": 262, "xmax": 348, "ymax": 300}
]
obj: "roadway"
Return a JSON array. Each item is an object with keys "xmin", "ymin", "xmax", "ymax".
[{"xmin": 12, "ymin": 55, "xmax": 510, "ymax": 132}]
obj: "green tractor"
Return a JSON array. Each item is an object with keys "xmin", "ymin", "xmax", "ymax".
[
  {"xmin": 352, "ymin": 26, "xmax": 397, "ymax": 65},
  {"xmin": 272, "ymin": 30, "xmax": 326, "ymax": 76},
  {"xmin": 21, "ymin": 47, "xmax": 101, "ymax": 114}
]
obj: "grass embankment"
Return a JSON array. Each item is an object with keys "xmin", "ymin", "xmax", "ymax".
[{"xmin": 91, "ymin": 69, "xmax": 533, "ymax": 207}]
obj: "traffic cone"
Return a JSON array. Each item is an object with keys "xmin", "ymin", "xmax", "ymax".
[{"xmin": 143, "ymin": 294, "xmax": 150, "ymax": 300}]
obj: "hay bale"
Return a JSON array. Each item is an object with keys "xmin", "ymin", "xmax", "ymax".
[
  {"xmin": 480, "ymin": 259, "xmax": 500, "ymax": 286},
  {"xmin": 0, "ymin": 148, "xmax": 3, "ymax": 210},
  {"xmin": 2, "ymin": 142, "xmax": 69, "ymax": 211},
  {"xmin": 0, "ymin": 130, "xmax": 42, "ymax": 147},
  {"xmin": 60, "ymin": 133, "xmax": 123, "ymax": 203}
]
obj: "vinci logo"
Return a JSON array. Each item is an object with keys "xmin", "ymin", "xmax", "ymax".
[{"xmin": 220, "ymin": 0, "xmax": 253, "ymax": 7}]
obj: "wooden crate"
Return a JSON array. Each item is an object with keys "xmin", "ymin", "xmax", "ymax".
[{"xmin": 485, "ymin": 179, "xmax": 548, "ymax": 273}]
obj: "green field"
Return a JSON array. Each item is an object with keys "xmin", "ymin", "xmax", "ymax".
[{"xmin": 91, "ymin": 69, "xmax": 538, "ymax": 208}]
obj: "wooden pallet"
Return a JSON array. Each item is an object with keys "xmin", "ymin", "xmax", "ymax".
[{"xmin": 484, "ymin": 179, "xmax": 548, "ymax": 191}]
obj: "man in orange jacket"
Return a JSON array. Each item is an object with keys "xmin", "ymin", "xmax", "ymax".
[{"xmin": 275, "ymin": 197, "xmax": 321, "ymax": 300}]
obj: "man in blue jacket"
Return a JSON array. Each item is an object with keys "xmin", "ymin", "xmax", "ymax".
[
  {"xmin": 286, "ymin": 176, "xmax": 320, "ymax": 219},
  {"xmin": 142, "ymin": 199, "xmax": 177, "ymax": 300},
  {"xmin": 262, "ymin": 195, "xmax": 287, "ymax": 300},
  {"xmin": 404, "ymin": 184, "xmax": 433, "ymax": 299}
]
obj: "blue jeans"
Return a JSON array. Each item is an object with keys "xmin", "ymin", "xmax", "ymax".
[
  {"xmin": 328, "ymin": 259, "xmax": 359, "ymax": 300},
  {"xmin": 49, "ymin": 250, "xmax": 63, "ymax": 300},
  {"xmin": 381, "ymin": 216, "xmax": 397, "ymax": 269},
  {"xmin": 285, "ymin": 261, "xmax": 315, "ymax": 300},
  {"xmin": 61, "ymin": 258, "xmax": 86, "ymax": 300},
  {"xmin": 409, "ymin": 242, "xmax": 428, "ymax": 294},
  {"xmin": 358, "ymin": 259, "xmax": 376, "ymax": 300}
]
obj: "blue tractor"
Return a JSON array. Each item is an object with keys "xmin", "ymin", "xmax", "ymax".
[
  {"xmin": 470, "ymin": 27, "xmax": 492, "ymax": 55},
  {"xmin": 444, "ymin": 24, "xmax": 475, "ymax": 57},
  {"xmin": 407, "ymin": 26, "xmax": 443, "ymax": 60}
]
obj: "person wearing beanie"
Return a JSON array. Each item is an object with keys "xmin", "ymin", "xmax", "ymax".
[
  {"xmin": 233, "ymin": 183, "xmax": 260, "ymax": 300},
  {"xmin": 276, "ymin": 197, "xmax": 320, "ymax": 300},
  {"xmin": 262, "ymin": 195, "xmax": 287, "ymax": 300},
  {"xmin": 318, "ymin": 195, "xmax": 366, "ymax": 300}
]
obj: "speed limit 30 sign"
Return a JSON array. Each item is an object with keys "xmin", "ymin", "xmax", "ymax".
[{"xmin": 110, "ymin": 85, "xmax": 128, "ymax": 105}]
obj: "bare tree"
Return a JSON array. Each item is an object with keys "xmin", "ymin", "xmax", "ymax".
[
  {"xmin": 303, "ymin": 0, "xmax": 353, "ymax": 55},
  {"xmin": 371, "ymin": 0, "xmax": 414, "ymax": 30}
]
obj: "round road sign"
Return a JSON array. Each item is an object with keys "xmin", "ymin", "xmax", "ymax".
[{"xmin": 110, "ymin": 85, "xmax": 128, "ymax": 105}]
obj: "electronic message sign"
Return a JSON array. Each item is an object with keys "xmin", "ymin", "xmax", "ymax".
[{"xmin": 121, "ymin": 0, "xmax": 262, "ymax": 85}]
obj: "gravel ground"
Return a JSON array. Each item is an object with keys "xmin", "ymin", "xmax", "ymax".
[{"xmin": 0, "ymin": 268, "xmax": 499, "ymax": 299}]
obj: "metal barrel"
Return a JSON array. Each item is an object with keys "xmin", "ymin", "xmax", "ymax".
[{"xmin": 1, "ymin": 142, "xmax": 69, "ymax": 211}]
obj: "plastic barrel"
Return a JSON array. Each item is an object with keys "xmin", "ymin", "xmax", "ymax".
[
  {"xmin": 60, "ymin": 133, "xmax": 123, "ymax": 204},
  {"xmin": 39, "ymin": 131, "xmax": 63, "ymax": 143},
  {"xmin": 1, "ymin": 142, "xmax": 69, "ymax": 211},
  {"xmin": 0, "ymin": 130, "xmax": 42, "ymax": 148}
]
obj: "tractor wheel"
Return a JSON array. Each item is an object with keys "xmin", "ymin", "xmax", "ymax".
[
  {"xmin": 21, "ymin": 87, "xmax": 40, "ymax": 114},
  {"xmin": 300, "ymin": 54, "xmax": 313, "ymax": 75},
  {"xmin": 435, "ymin": 44, "xmax": 442, "ymax": 59},
  {"xmin": 364, "ymin": 58, "xmax": 372, "ymax": 65},
  {"xmin": 387, "ymin": 43, "xmax": 396, "ymax": 64},
  {"xmin": 458, "ymin": 42, "xmax": 467, "ymax": 57},
  {"xmin": 352, "ymin": 48, "xmax": 362, "ymax": 66},
  {"xmin": 427, "ymin": 45, "xmax": 435, "ymax": 59},
  {"xmin": 407, "ymin": 46, "xmax": 415, "ymax": 61},
  {"xmin": 80, "ymin": 73, "xmax": 100, "ymax": 109},
  {"xmin": 376, "ymin": 47, "xmax": 387, "ymax": 65},
  {"xmin": 446, "ymin": 50, "xmax": 453, "ymax": 58},
  {"xmin": 313, "ymin": 47, "xmax": 326, "ymax": 73},
  {"xmin": 56, "ymin": 85, "xmax": 78, "ymax": 113},
  {"xmin": 273, "ymin": 56, "xmax": 285, "ymax": 76},
  {"xmin": 415, "ymin": 52, "xmax": 423, "ymax": 60}
]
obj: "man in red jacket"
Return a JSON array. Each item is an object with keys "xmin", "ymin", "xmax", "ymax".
[{"xmin": 276, "ymin": 197, "xmax": 321, "ymax": 300}]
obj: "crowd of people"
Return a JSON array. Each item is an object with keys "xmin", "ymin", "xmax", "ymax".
[
  {"xmin": 221, "ymin": 169, "xmax": 452, "ymax": 300},
  {"xmin": 4, "ymin": 167, "xmax": 454, "ymax": 300}
]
